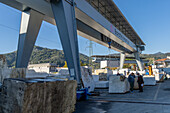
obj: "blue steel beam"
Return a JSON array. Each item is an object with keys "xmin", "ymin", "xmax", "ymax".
[
  {"xmin": 51, "ymin": 0, "xmax": 81, "ymax": 83},
  {"xmin": 0, "ymin": 0, "xmax": 137, "ymax": 53},
  {"xmin": 0, "ymin": 0, "xmax": 145, "ymax": 77},
  {"xmin": 16, "ymin": 9, "xmax": 44, "ymax": 68}
]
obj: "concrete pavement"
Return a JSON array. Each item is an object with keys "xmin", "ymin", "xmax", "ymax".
[{"xmin": 75, "ymin": 79, "xmax": 170, "ymax": 113}]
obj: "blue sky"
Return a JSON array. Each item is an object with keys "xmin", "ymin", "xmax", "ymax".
[{"xmin": 0, "ymin": 0, "xmax": 170, "ymax": 56}]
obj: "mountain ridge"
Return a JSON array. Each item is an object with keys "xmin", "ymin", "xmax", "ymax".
[
  {"xmin": 4, "ymin": 46, "xmax": 89, "ymax": 67},
  {"xmin": 3, "ymin": 46, "xmax": 170, "ymax": 67}
]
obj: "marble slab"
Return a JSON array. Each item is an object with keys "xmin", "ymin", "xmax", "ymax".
[
  {"xmin": 143, "ymin": 76, "xmax": 156, "ymax": 85},
  {"xmin": 109, "ymin": 76, "xmax": 130, "ymax": 93}
]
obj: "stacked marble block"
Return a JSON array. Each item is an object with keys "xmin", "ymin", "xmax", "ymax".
[
  {"xmin": 0, "ymin": 78, "xmax": 77, "ymax": 113},
  {"xmin": 109, "ymin": 76, "xmax": 130, "ymax": 93},
  {"xmin": 143, "ymin": 76, "xmax": 156, "ymax": 85},
  {"xmin": 155, "ymin": 74, "xmax": 165, "ymax": 82}
]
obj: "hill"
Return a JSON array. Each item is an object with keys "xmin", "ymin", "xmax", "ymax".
[
  {"xmin": 3, "ymin": 46, "xmax": 170, "ymax": 67},
  {"xmin": 141, "ymin": 52, "xmax": 170, "ymax": 60},
  {"xmin": 4, "ymin": 46, "xmax": 90, "ymax": 67}
]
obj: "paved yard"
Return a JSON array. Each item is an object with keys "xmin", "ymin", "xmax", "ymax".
[{"xmin": 75, "ymin": 79, "xmax": 170, "ymax": 113}]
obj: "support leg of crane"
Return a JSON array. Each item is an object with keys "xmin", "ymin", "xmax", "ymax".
[
  {"xmin": 51, "ymin": 0, "xmax": 81, "ymax": 84},
  {"xmin": 119, "ymin": 52, "xmax": 126, "ymax": 70},
  {"xmin": 16, "ymin": 9, "xmax": 44, "ymax": 68},
  {"xmin": 134, "ymin": 52, "xmax": 144, "ymax": 71}
]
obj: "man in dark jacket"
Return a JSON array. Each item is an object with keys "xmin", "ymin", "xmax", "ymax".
[
  {"xmin": 137, "ymin": 73, "xmax": 144, "ymax": 92},
  {"xmin": 128, "ymin": 73, "xmax": 135, "ymax": 92}
]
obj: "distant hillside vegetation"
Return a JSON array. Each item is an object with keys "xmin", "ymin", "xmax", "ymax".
[
  {"xmin": 141, "ymin": 52, "xmax": 170, "ymax": 60},
  {"xmin": 4, "ymin": 46, "xmax": 89, "ymax": 67},
  {"xmin": 3, "ymin": 46, "xmax": 170, "ymax": 68}
]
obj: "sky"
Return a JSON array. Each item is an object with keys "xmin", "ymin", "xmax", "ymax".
[{"xmin": 0, "ymin": 0, "xmax": 170, "ymax": 56}]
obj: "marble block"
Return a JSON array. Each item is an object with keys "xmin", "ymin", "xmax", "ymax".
[
  {"xmin": 92, "ymin": 75, "xmax": 99, "ymax": 82},
  {"xmin": 95, "ymin": 81, "xmax": 109, "ymax": 88},
  {"xmin": 81, "ymin": 67, "xmax": 95, "ymax": 92},
  {"xmin": 0, "ymin": 68, "xmax": 26, "ymax": 83},
  {"xmin": 0, "ymin": 55, "xmax": 26, "ymax": 83},
  {"xmin": 143, "ymin": 76, "xmax": 156, "ymax": 85},
  {"xmin": 99, "ymin": 73, "xmax": 108, "ymax": 81},
  {"xmin": 167, "ymin": 74, "xmax": 170, "ymax": 79},
  {"xmin": 155, "ymin": 74, "xmax": 164, "ymax": 82},
  {"xmin": 0, "ymin": 78, "xmax": 77, "ymax": 113},
  {"xmin": 109, "ymin": 76, "xmax": 130, "ymax": 93},
  {"xmin": 94, "ymin": 69, "xmax": 107, "ymax": 75}
]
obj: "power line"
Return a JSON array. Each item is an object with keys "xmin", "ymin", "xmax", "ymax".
[
  {"xmin": 0, "ymin": 23, "xmax": 19, "ymax": 32},
  {"xmin": 0, "ymin": 23, "xmax": 59, "ymax": 45}
]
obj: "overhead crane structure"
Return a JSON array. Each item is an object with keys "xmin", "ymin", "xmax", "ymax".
[{"xmin": 0, "ymin": 0, "xmax": 145, "ymax": 84}]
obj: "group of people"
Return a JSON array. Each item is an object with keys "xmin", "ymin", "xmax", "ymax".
[{"xmin": 128, "ymin": 72, "xmax": 144, "ymax": 92}]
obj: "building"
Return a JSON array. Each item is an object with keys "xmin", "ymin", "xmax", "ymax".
[
  {"xmin": 92, "ymin": 55, "xmax": 149, "ymax": 69},
  {"xmin": 155, "ymin": 56, "xmax": 170, "ymax": 68},
  {"xmin": 100, "ymin": 60, "xmax": 149, "ymax": 69},
  {"xmin": 28, "ymin": 63, "xmax": 57, "ymax": 73}
]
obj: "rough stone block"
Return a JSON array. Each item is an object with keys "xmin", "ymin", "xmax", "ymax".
[
  {"xmin": 95, "ymin": 81, "xmax": 109, "ymax": 88},
  {"xmin": 99, "ymin": 73, "xmax": 108, "ymax": 81},
  {"xmin": 81, "ymin": 67, "xmax": 95, "ymax": 92},
  {"xmin": 0, "ymin": 68, "xmax": 26, "ymax": 83},
  {"xmin": 0, "ymin": 78, "xmax": 77, "ymax": 113},
  {"xmin": 143, "ymin": 76, "xmax": 156, "ymax": 85},
  {"xmin": 92, "ymin": 75, "xmax": 99, "ymax": 82},
  {"xmin": 167, "ymin": 74, "xmax": 170, "ymax": 79},
  {"xmin": 94, "ymin": 69, "xmax": 107, "ymax": 75},
  {"xmin": 155, "ymin": 74, "xmax": 164, "ymax": 82},
  {"xmin": 109, "ymin": 76, "xmax": 130, "ymax": 93}
]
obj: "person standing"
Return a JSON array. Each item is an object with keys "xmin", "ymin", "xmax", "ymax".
[
  {"xmin": 128, "ymin": 73, "xmax": 135, "ymax": 92},
  {"xmin": 137, "ymin": 73, "xmax": 144, "ymax": 92}
]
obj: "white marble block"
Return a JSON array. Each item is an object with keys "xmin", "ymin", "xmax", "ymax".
[
  {"xmin": 95, "ymin": 81, "xmax": 109, "ymax": 88},
  {"xmin": 81, "ymin": 67, "xmax": 95, "ymax": 92},
  {"xmin": 143, "ymin": 76, "xmax": 156, "ymax": 85},
  {"xmin": 155, "ymin": 74, "xmax": 164, "ymax": 82},
  {"xmin": 109, "ymin": 76, "xmax": 130, "ymax": 93},
  {"xmin": 92, "ymin": 75, "xmax": 99, "ymax": 82}
]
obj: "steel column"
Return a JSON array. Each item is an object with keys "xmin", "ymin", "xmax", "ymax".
[
  {"xmin": 119, "ymin": 52, "xmax": 126, "ymax": 69},
  {"xmin": 16, "ymin": 9, "xmax": 44, "ymax": 68},
  {"xmin": 134, "ymin": 52, "xmax": 144, "ymax": 71},
  {"xmin": 51, "ymin": 0, "xmax": 81, "ymax": 84}
]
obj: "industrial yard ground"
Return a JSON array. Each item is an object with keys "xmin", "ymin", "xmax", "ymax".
[{"xmin": 75, "ymin": 79, "xmax": 170, "ymax": 113}]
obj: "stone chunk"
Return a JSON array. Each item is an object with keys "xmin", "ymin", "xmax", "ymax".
[
  {"xmin": 0, "ymin": 68, "xmax": 26, "ymax": 83},
  {"xmin": 95, "ymin": 81, "xmax": 109, "ymax": 88},
  {"xmin": 81, "ymin": 67, "xmax": 95, "ymax": 92},
  {"xmin": 92, "ymin": 75, "xmax": 99, "ymax": 82},
  {"xmin": 0, "ymin": 78, "xmax": 77, "ymax": 113},
  {"xmin": 155, "ymin": 74, "xmax": 165, "ymax": 82},
  {"xmin": 143, "ymin": 76, "xmax": 156, "ymax": 85},
  {"xmin": 109, "ymin": 76, "xmax": 130, "ymax": 93}
]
